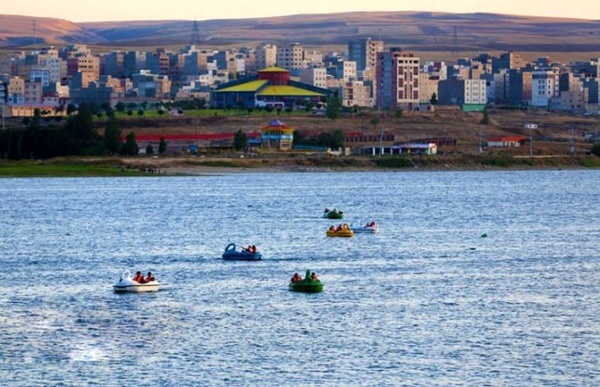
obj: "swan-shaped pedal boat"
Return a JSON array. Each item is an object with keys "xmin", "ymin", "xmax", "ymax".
[{"xmin": 222, "ymin": 243, "xmax": 262, "ymax": 261}]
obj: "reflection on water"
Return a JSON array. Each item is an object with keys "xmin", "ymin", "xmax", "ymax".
[{"xmin": 0, "ymin": 171, "xmax": 599, "ymax": 385}]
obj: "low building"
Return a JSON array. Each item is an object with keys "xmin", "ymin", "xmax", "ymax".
[
  {"xmin": 487, "ymin": 135, "xmax": 526, "ymax": 147},
  {"xmin": 260, "ymin": 119, "xmax": 294, "ymax": 151},
  {"xmin": 212, "ymin": 66, "xmax": 331, "ymax": 109}
]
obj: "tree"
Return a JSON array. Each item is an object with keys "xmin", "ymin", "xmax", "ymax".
[
  {"xmin": 137, "ymin": 109, "xmax": 144, "ymax": 116},
  {"xmin": 325, "ymin": 96, "xmax": 341, "ymax": 120},
  {"xmin": 370, "ymin": 117, "xmax": 380, "ymax": 133},
  {"xmin": 103, "ymin": 115, "xmax": 122, "ymax": 154},
  {"xmin": 234, "ymin": 129, "xmax": 247, "ymax": 151},
  {"xmin": 158, "ymin": 137, "xmax": 167, "ymax": 154},
  {"xmin": 591, "ymin": 142, "xmax": 600, "ymax": 157},
  {"xmin": 146, "ymin": 144, "xmax": 154, "ymax": 155},
  {"xmin": 331, "ymin": 129, "xmax": 344, "ymax": 149},
  {"xmin": 115, "ymin": 101, "xmax": 125, "ymax": 113},
  {"xmin": 481, "ymin": 106, "xmax": 490, "ymax": 125},
  {"xmin": 66, "ymin": 103, "xmax": 77, "ymax": 115},
  {"xmin": 430, "ymin": 92, "xmax": 438, "ymax": 105},
  {"xmin": 119, "ymin": 132, "xmax": 139, "ymax": 156},
  {"xmin": 65, "ymin": 103, "xmax": 99, "ymax": 154},
  {"xmin": 285, "ymin": 107, "xmax": 293, "ymax": 115}
]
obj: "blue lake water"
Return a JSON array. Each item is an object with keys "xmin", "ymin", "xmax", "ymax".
[{"xmin": 0, "ymin": 170, "xmax": 599, "ymax": 385}]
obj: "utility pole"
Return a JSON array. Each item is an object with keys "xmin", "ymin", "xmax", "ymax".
[
  {"xmin": 524, "ymin": 123, "xmax": 537, "ymax": 158},
  {"xmin": 478, "ymin": 125, "xmax": 483, "ymax": 156},
  {"xmin": 379, "ymin": 124, "xmax": 384, "ymax": 157},
  {"xmin": 570, "ymin": 124, "xmax": 575, "ymax": 159}
]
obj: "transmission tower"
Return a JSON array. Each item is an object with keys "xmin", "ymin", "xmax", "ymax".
[
  {"xmin": 33, "ymin": 18, "xmax": 37, "ymax": 47},
  {"xmin": 452, "ymin": 25, "xmax": 459, "ymax": 58},
  {"xmin": 190, "ymin": 20, "xmax": 201, "ymax": 46}
]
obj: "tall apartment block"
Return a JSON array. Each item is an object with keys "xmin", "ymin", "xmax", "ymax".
[
  {"xmin": 376, "ymin": 48, "xmax": 420, "ymax": 110},
  {"xmin": 348, "ymin": 38, "xmax": 384, "ymax": 73}
]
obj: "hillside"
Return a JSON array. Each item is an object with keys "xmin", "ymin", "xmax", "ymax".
[
  {"xmin": 0, "ymin": 14, "xmax": 106, "ymax": 47},
  {"xmin": 99, "ymin": 107, "xmax": 598, "ymax": 158},
  {"xmin": 1, "ymin": 11, "xmax": 599, "ymax": 58}
]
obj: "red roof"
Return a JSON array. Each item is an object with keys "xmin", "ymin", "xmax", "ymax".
[
  {"xmin": 120, "ymin": 132, "xmax": 261, "ymax": 141},
  {"xmin": 487, "ymin": 135, "xmax": 526, "ymax": 142}
]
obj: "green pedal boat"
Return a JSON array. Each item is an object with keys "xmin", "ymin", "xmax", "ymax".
[{"xmin": 289, "ymin": 270, "xmax": 324, "ymax": 293}]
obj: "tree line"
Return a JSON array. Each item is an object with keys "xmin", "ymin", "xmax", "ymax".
[{"xmin": 0, "ymin": 104, "xmax": 167, "ymax": 160}]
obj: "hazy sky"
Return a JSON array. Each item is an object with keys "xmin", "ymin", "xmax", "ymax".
[{"xmin": 3, "ymin": 0, "xmax": 599, "ymax": 22}]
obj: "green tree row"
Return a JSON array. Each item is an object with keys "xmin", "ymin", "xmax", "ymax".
[{"xmin": 0, "ymin": 104, "xmax": 168, "ymax": 160}]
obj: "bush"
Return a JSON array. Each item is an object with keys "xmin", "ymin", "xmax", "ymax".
[
  {"xmin": 374, "ymin": 157, "xmax": 414, "ymax": 168},
  {"xmin": 591, "ymin": 142, "xmax": 600, "ymax": 157}
]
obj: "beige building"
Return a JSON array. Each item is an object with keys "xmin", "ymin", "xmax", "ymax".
[
  {"xmin": 419, "ymin": 74, "xmax": 439, "ymax": 103},
  {"xmin": 299, "ymin": 67, "xmax": 327, "ymax": 88},
  {"xmin": 340, "ymin": 81, "xmax": 371, "ymax": 107},
  {"xmin": 277, "ymin": 43, "xmax": 303, "ymax": 70},
  {"xmin": 8, "ymin": 76, "xmax": 25, "ymax": 96},
  {"xmin": 255, "ymin": 44, "xmax": 277, "ymax": 70}
]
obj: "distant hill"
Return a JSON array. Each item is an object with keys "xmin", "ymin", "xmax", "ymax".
[
  {"xmin": 0, "ymin": 14, "xmax": 107, "ymax": 47},
  {"xmin": 1, "ymin": 11, "xmax": 600, "ymax": 54}
]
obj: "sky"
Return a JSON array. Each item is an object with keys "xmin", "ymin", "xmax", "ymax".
[{"xmin": 3, "ymin": 0, "xmax": 600, "ymax": 22}]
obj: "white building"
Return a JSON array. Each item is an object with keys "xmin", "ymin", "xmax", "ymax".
[
  {"xmin": 299, "ymin": 67, "xmax": 327, "ymax": 88},
  {"xmin": 531, "ymin": 68, "xmax": 560, "ymax": 107}
]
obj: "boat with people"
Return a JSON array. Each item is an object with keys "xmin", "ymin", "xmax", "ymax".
[
  {"xmin": 326, "ymin": 224, "xmax": 354, "ymax": 237},
  {"xmin": 323, "ymin": 208, "xmax": 344, "ymax": 219},
  {"xmin": 350, "ymin": 221, "xmax": 379, "ymax": 234},
  {"xmin": 113, "ymin": 270, "xmax": 159, "ymax": 293},
  {"xmin": 222, "ymin": 243, "xmax": 262, "ymax": 261},
  {"xmin": 289, "ymin": 270, "xmax": 323, "ymax": 293}
]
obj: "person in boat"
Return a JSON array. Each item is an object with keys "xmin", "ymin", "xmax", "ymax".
[
  {"xmin": 329, "ymin": 225, "xmax": 335, "ymax": 231},
  {"xmin": 336, "ymin": 224, "xmax": 342, "ymax": 231},
  {"xmin": 145, "ymin": 272, "xmax": 155, "ymax": 283},
  {"xmin": 311, "ymin": 272, "xmax": 319, "ymax": 281},
  {"xmin": 324, "ymin": 208, "xmax": 330, "ymax": 213},
  {"xmin": 133, "ymin": 271, "xmax": 144, "ymax": 283},
  {"xmin": 291, "ymin": 273, "xmax": 302, "ymax": 283}
]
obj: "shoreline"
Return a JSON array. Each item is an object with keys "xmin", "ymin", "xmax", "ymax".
[{"xmin": 0, "ymin": 156, "xmax": 598, "ymax": 178}]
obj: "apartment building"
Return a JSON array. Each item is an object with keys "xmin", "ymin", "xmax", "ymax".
[
  {"xmin": 67, "ymin": 56, "xmax": 100, "ymax": 79},
  {"xmin": 24, "ymin": 81, "xmax": 43, "ymax": 105},
  {"xmin": 255, "ymin": 44, "xmax": 277, "ymax": 70},
  {"xmin": 277, "ymin": 43, "xmax": 304, "ymax": 70},
  {"xmin": 299, "ymin": 67, "xmax": 327, "ymax": 88},
  {"xmin": 418, "ymin": 73, "xmax": 439, "ymax": 104},
  {"xmin": 557, "ymin": 72, "xmax": 588, "ymax": 111},
  {"xmin": 348, "ymin": 38, "xmax": 384, "ymax": 72},
  {"xmin": 438, "ymin": 78, "xmax": 487, "ymax": 106},
  {"xmin": 376, "ymin": 48, "xmax": 420, "ymax": 110},
  {"xmin": 339, "ymin": 81, "xmax": 371, "ymax": 107},
  {"xmin": 335, "ymin": 61, "xmax": 357, "ymax": 81},
  {"xmin": 123, "ymin": 51, "xmax": 147, "ymax": 77},
  {"xmin": 102, "ymin": 51, "xmax": 124, "ymax": 78},
  {"xmin": 531, "ymin": 68, "xmax": 560, "ymax": 107}
]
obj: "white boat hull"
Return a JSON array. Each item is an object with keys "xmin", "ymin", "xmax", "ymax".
[
  {"xmin": 113, "ymin": 270, "xmax": 159, "ymax": 292},
  {"xmin": 113, "ymin": 281, "xmax": 159, "ymax": 293},
  {"xmin": 350, "ymin": 226, "xmax": 378, "ymax": 234}
]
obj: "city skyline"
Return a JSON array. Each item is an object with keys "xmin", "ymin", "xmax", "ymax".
[{"xmin": 2, "ymin": 0, "xmax": 599, "ymax": 23}]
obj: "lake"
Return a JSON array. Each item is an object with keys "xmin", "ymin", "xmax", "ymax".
[{"xmin": 0, "ymin": 170, "xmax": 599, "ymax": 385}]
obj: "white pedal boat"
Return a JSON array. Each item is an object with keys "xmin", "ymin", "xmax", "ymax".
[
  {"xmin": 349, "ymin": 223, "xmax": 379, "ymax": 234},
  {"xmin": 113, "ymin": 270, "xmax": 159, "ymax": 293}
]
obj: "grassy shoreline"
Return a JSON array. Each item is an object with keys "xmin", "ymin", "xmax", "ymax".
[{"xmin": 1, "ymin": 155, "xmax": 598, "ymax": 178}]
